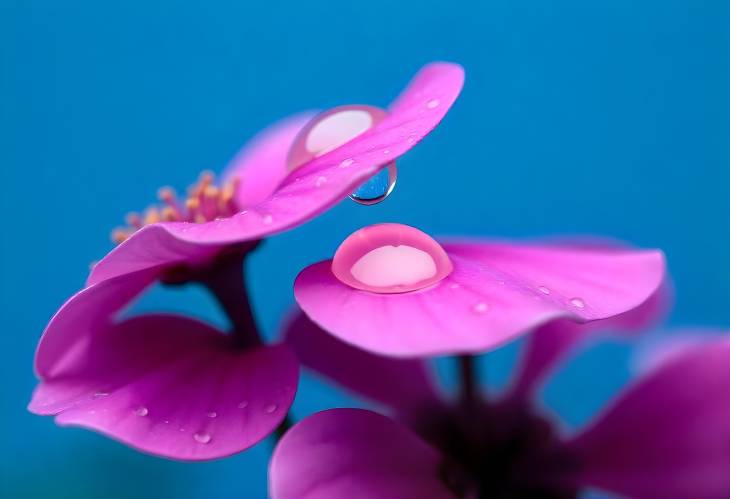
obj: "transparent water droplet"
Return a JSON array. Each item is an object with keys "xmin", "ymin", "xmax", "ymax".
[
  {"xmin": 264, "ymin": 404, "xmax": 278, "ymax": 414},
  {"xmin": 207, "ymin": 411, "xmax": 217, "ymax": 418},
  {"xmin": 287, "ymin": 105, "xmax": 387, "ymax": 171},
  {"xmin": 163, "ymin": 420, "xmax": 170, "ymax": 424},
  {"xmin": 570, "ymin": 297, "xmax": 586, "ymax": 309},
  {"xmin": 262, "ymin": 214, "xmax": 273, "ymax": 225},
  {"xmin": 538, "ymin": 286, "xmax": 551, "ymax": 295},
  {"xmin": 383, "ymin": 148, "xmax": 391, "ymax": 155},
  {"xmin": 339, "ymin": 158, "xmax": 355, "ymax": 168},
  {"xmin": 349, "ymin": 163, "xmax": 397, "ymax": 206},
  {"xmin": 237, "ymin": 401, "xmax": 249, "ymax": 409},
  {"xmin": 134, "ymin": 406, "xmax": 148, "ymax": 417},
  {"xmin": 315, "ymin": 176, "xmax": 327, "ymax": 187},
  {"xmin": 93, "ymin": 391, "xmax": 109, "ymax": 398},
  {"xmin": 426, "ymin": 98, "xmax": 440, "ymax": 109},
  {"xmin": 449, "ymin": 283, "xmax": 460, "ymax": 290},
  {"xmin": 473, "ymin": 302, "xmax": 489, "ymax": 313},
  {"xmin": 193, "ymin": 432, "xmax": 212, "ymax": 444}
]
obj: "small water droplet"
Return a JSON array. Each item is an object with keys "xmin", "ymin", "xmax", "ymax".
[
  {"xmin": 315, "ymin": 176, "xmax": 327, "ymax": 187},
  {"xmin": 339, "ymin": 158, "xmax": 355, "ymax": 168},
  {"xmin": 264, "ymin": 404, "xmax": 278, "ymax": 414},
  {"xmin": 407, "ymin": 134, "xmax": 417, "ymax": 144},
  {"xmin": 349, "ymin": 163, "xmax": 397, "ymax": 205},
  {"xmin": 237, "ymin": 401, "xmax": 249, "ymax": 409},
  {"xmin": 262, "ymin": 214, "xmax": 273, "ymax": 225},
  {"xmin": 207, "ymin": 411, "xmax": 217, "ymax": 418},
  {"xmin": 163, "ymin": 420, "xmax": 170, "ymax": 424},
  {"xmin": 570, "ymin": 297, "xmax": 586, "ymax": 309},
  {"xmin": 538, "ymin": 286, "xmax": 551, "ymax": 295},
  {"xmin": 383, "ymin": 148, "xmax": 391, "ymax": 155},
  {"xmin": 179, "ymin": 428, "xmax": 186, "ymax": 432},
  {"xmin": 134, "ymin": 406, "xmax": 148, "ymax": 417},
  {"xmin": 426, "ymin": 98, "xmax": 440, "ymax": 109},
  {"xmin": 473, "ymin": 302, "xmax": 489, "ymax": 313},
  {"xmin": 193, "ymin": 432, "xmax": 212, "ymax": 444},
  {"xmin": 93, "ymin": 391, "xmax": 109, "ymax": 398},
  {"xmin": 449, "ymin": 283, "xmax": 460, "ymax": 290}
]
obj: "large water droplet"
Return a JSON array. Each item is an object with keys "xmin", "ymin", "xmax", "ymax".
[
  {"xmin": 349, "ymin": 163, "xmax": 397, "ymax": 205},
  {"xmin": 193, "ymin": 432, "xmax": 212, "ymax": 444},
  {"xmin": 287, "ymin": 105, "xmax": 387, "ymax": 171},
  {"xmin": 332, "ymin": 223, "xmax": 453, "ymax": 294}
]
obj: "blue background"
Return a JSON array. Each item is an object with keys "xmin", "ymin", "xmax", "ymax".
[{"xmin": 2, "ymin": 1, "xmax": 728, "ymax": 497}]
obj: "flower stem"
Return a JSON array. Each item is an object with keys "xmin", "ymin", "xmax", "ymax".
[{"xmin": 458, "ymin": 354, "xmax": 478, "ymax": 409}]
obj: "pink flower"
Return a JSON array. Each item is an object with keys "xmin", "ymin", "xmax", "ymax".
[
  {"xmin": 271, "ymin": 312, "xmax": 730, "ymax": 498},
  {"xmin": 28, "ymin": 63, "xmax": 465, "ymax": 460},
  {"xmin": 294, "ymin": 223, "xmax": 666, "ymax": 356}
]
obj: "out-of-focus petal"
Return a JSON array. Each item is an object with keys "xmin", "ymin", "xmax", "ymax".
[
  {"xmin": 565, "ymin": 337, "xmax": 730, "ymax": 499},
  {"xmin": 88, "ymin": 62, "xmax": 464, "ymax": 285},
  {"xmin": 294, "ymin": 240, "xmax": 665, "ymax": 357},
  {"xmin": 29, "ymin": 314, "xmax": 298, "ymax": 461},
  {"xmin": 269, "ymin": 408, "xmax": 455, "ymax": 499},
  {"xmin": 221, "ymin": 112, "xmax": 317, "ymax": 207},
  {"xmin": 509, "ymin": 282, "xmax": 671, "ymax": 398},
  {"xmin": 283, "ymin": 311, "xmax": 440, "ymax": 412}
]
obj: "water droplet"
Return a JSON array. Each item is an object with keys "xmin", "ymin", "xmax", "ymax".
[
  {"xmin": 134, "ymin": 406, "xmax": 148, "ymax": 417},
  {"xmin": 262, "ymin": 214, "xmax": 273, "ymax": 225},
  {"xmin": 264, "ymin": 404, "xmax": 278, "ymax": 414},
  {"xmin": 315, "ymin": 176, "xmax": 327, "ymax": 187},
  {"xmin": 93, "ymin": 391, "xmax": 109, "ymax": 398},
  {"xmin": 207, "ymin": 411, "xmax": 217, "ymax": 418},
  {"xmin": 332, "ymin": 223, "xmax": 453, "ymax": 294},
  {"xmin": 570, "ymin": 297, "xmax": 586, "ymax": 309},
  {"xmin": 163, "ymin": 420, "xmax": 170, "ymax": 424},
  {"xmin": 193, "ymin": 432, "xmax": 212, "ymax": 444},
  {"xmin": 449, "ymin": 283, "xmax": 460, "ymax": 290},
  {"xmin": 383, "ymin": 148, "xmax": 391, "ymax": 155},
  {"xmin": 340, "ymin": 158, "xmax": 355, "ymax": 168},
  {"xmin": 538, "ymin": 286, "xmax": 551, "ymax": 295},
  {"xmin": 426, "ymin": 98, "xmax": 440, "ymax": 109},
  {"xmin": 237, "ymin": 401, "xmax": 249, "ymax": 409},
  {"xmin": 349, "ymin": 163, "xmax": 398, "ymax": 206},
  {"xmin": 287, "ymin": 105, "xmax": 388, "ymax": 171},
  {"xmin": 473, "ymin": 302, "xmax": 489, "ymax": 314}
]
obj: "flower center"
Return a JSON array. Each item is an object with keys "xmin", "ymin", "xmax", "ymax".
[
  {"xmin": 111, "ymin": 171, "xmax": 240, "ymax": 243},
  {"xmin": 331, "ymin": 223, "xmax": 453, "ymax": 293}
]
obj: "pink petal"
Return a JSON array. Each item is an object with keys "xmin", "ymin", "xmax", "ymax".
[
  {"xmin": 509, "ymin": 281, "xmax": 670, "ymax": 399},
  {"xmin": 88, "ymin": 62, "xmax": 464, "ymax": 285},
  {"xmin": 283, "ymin": 311, "xmax": 440, "ymax": 412},
  {"xmin": 566, "ymin": 337, "xmax": 730, "ymax": 499},
  {"xmin": 221, "ymin": 112, "xmax": 317, "ymax": 207},
  {"xmin": 270, "ymin": 409, "xmax": 455, "ymax": 499},
  {"xmin": 30, "ymin": 314, "xmax": 298, "ymax": 461},
  {"xmin": 294, "ymin": 240, "xmax": 665, "ymax": 357}
]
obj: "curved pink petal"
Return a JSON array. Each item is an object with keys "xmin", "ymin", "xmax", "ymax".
[
  {"xmin": 283, "ymin": 311, "xmax": 440, "ymax": 412},
  {"xmin": 88, "ymin": 62, "xmax": 464, "ymax": 285},
  {"xmin": 566, "ymin": 337, "xmax": 730, "ymax": 499},
  {"xmin": 30, "ymin": 314, "xmax": 298, "ymax": 461},
  {"xmin": 270, "ymin": 409, "xmax": 455, "ymax": 499},
  {"xmin": 221, "ymin": 111, "xmax": 317, "ymax": 207},
  {"xmin": 294, "ymin": 240, "xmax": 665, "ymax": 357},
  {"xmin": 509, "ymin": 281, "xmax": 671, "ymax": 399}
]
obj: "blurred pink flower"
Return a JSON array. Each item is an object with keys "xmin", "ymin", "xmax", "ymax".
[
  {"xmin": 29, "ymin": 62, "xmax": 465, "ymax": 460},
  {"xmin": 272, "ymin": 312, "xmax": 730, "ymax": 498}
]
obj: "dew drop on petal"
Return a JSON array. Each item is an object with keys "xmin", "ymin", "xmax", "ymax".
[
  {"xmin": 287, "ymin": 105, "xmax": 388, "ymax": 171},
  {"xmin": 473, "ymin": 302, "xmax": 489, "ymax": 314},
  {"xmin": 538, "ymin": 286, "xmax": 551, "ymax": 295},
  {"xmin": 262, "ymin": 214, "xmax": 273, "ymax": 225},
  {"xmin": 339, "ymin": 158, "xmax": 354, "ymax": 168},
  {"xmin": 134, "ymin": 406, "xmax": 148, "ymax": 417},
  {"xmin": 349, "ymin": 163, "xmax": 398, "ymax": 205},
  {"xmin": 193, "ymin": 432, "xmax": 212, "ymax": 444},
  {"xmin": 449, "ymin": 283, "xmax": 460, "ymax": 290},
  {"xmin": 332, "ymin": 223, "xmax": 453, "ymax": 294},
  {"xmin": 207, "ymin": 411, "xmax": 217, "ymax": 418},
  {"xmin": 264, "ymin": 404, "xmax": 278, "ymax": 414},
  {"xmin": 426, "ymin": 98, "xmax": 440, "ymax": 109},
  {"xmin": 315, "ymin": 176, "xmax": 327, "ymax": 187},
  {"xmin": 570, "ymin": 297, "xmax": 586, "ymax": 309},
  {"xmin": 93, "ymin": 391, "xmax": 109, "ymax": 398},
  {"xmin": 237, "ymin": 401, "xmax": 249, "ymax": 409}
]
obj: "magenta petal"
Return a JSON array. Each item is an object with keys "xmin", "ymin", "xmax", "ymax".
[
  {"xmin": 270, "ymin": 409, "xmax": 455, "ymax": 499},
  {"xmin": 283, "ymin": 311, "xmax": 440, "ymax": 412},
  {"xmin": 509, "ymin": 282, "xmax": 671, "ymax": 398},
  {"xmin": 88, "ymin": 62, "xmax": 464, "ymax": 285},
  {"xmin": 566, "ymin": 337, "xmax": 730, "ymax": 498},
  {"xmin": 221, "ymin": 112, "xmax": 317, "ymax": 208},
  {"xmin": 30, "ymin": 314, "xmax": 298, "ymax": 461},
  {"xmin": 295, "ymin": 241, "xmax": 665, "ymax": 356}
]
